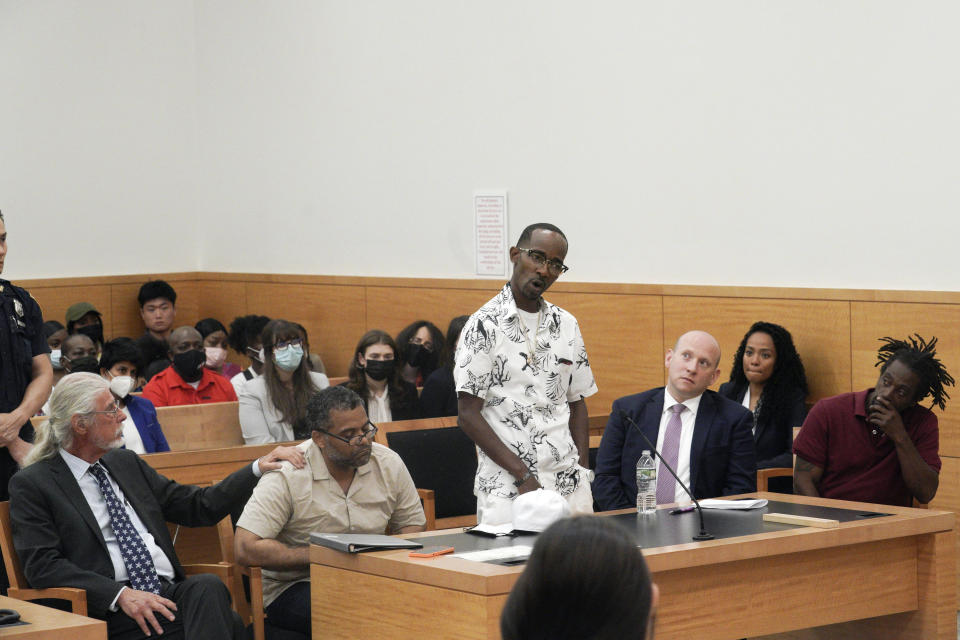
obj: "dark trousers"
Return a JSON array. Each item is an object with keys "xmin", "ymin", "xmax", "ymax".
[
  {"xmin": 106, "ymin": 573, "xmax": 244, "ymax": 640},
  {"xmin": 265, "ymin": 581, "xmax": 310, "ymax": 638}
]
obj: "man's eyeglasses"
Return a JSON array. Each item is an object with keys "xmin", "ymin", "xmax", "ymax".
[
  {"xmin": 518, "ymin": 248, "xmax": 569, "ymax": 275},
  {"xmin": 87, "ymin": 401, "xmax": 123, "ymax": 418},
  {"xmin": 317, "ymin": 423, "xmax": 378, "ymax": 447}
]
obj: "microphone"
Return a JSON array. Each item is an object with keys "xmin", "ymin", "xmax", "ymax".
[{"xmin": 620, "ymin": 410, "xmax": 714, "ymax": 541}]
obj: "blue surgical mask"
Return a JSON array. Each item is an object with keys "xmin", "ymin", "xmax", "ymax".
[{"xmin": 274, "ymin": 344, "xmax": 304, "ymax": 372}]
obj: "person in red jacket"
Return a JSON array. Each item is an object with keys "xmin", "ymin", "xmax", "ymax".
[{"xmin": 142, "ymin": 327, "xmax": 237, "ymax": 407}]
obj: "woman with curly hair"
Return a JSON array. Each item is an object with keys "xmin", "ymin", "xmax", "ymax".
[
  {"xmin": 395, "ymin": 320, "xmax": 444, "ymax": 387},
  {"xmin": 719, "ymin": 321, "xmax": 808, "ymax": 474}
]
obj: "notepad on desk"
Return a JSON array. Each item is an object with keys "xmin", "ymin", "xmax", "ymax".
[
  {"xmin": 698, "ymin": 498, "xmax": 768, "ymax": 510},
  {"xmin": 454, "ymin": 545, "xmax": 533, "ymax": 565}
]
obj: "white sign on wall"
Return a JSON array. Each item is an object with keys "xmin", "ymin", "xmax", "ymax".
[{"xmin": 474, "ymin": 191, "xmax": 508, "ymax": 277}]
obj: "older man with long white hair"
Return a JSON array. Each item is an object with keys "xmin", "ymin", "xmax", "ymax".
[{"xmin": 10, "ymin": 372, "xmax": 302, "ymax": 640}]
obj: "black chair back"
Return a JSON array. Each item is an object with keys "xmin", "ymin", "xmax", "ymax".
[{"xmin": 386, "ymin": 427, "xmax": 477, "ymax": 519}]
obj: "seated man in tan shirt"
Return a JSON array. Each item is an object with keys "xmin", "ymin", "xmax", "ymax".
[{"xmin": 235, "ymin": 385, "xmax": 426, "ymax": 638}]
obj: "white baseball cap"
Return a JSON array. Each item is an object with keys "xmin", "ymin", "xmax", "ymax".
[{"xmin": 512, "ymin": 489, "xmax": 571, "ymax": 533}]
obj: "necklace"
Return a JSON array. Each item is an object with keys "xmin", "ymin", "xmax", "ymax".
[{"xmin": 519, "ymin": 305, "xmax": 543, "ymax": 365}]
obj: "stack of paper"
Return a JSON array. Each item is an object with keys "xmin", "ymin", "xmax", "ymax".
[{"xmin": 698, "ymin": 498, "xmax": 768, "ymax": 510}]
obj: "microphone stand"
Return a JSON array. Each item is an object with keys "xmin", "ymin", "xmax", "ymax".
[{"xmin": 621, "ymin": 411, "xmax": 714, "ymax": 541}]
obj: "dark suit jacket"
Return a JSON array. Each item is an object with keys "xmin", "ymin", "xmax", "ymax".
[
  {"xmin": 9, "ymin": 448, "xmax": 258, "ymax": 619},
  {"xmin": 593, "ymin": 388, "xmax": 756, "ymax": 511},
  {"xmin": 717, "ymin": 382, "xmax": 807, "ymax": 469}
]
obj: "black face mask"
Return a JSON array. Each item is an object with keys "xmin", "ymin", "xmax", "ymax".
[
  {"xmin": 67, "ymin": 355, "xmax": 100, "ymax": 374},
  {"xmin": 172, "ymin": 349, "xmax": 205, "ymax": 382},
  {"xmin": 364, "ymin": 359, "xmax": 395, "ymax": 382},
  {"xmin": 405, "ymin": 343, "xmax": 433, "ymax": 369},
  {"xmin": 76, "ymin": 323, "xmax": 104, "ymax": 346}
]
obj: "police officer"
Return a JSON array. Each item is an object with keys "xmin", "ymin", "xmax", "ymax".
[{"xmin": 0, "ymin": 211, "xmax": 53, "ymax": 498}]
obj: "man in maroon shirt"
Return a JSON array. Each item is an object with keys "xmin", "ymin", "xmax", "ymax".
[
  {"xmin": 142, "ymin": 327, "xmax": 237, "ymax": 407},
  {"xmin": 794, "ymin": 335, "xmax": 954, "ymax": 506}
]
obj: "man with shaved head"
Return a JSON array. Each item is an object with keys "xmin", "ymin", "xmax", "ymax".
[
  {"xmin": 593, "ymin": 330, "xmax": 756, "ymax": 511},
  {"xmin": 141, "ymin": 327, "xmax": 238, "ymax": 407}
]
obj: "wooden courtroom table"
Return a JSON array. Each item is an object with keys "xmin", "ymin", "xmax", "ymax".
[
  {"xmin": 0, "ymin": 596, "xmax": 105, "ymax": 639},
  {"xmin": 309, "ymin": 493, "xmax": 956, "ymax": 640}
]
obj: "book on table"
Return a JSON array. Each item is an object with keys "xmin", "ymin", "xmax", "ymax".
[{"xmin": 310, "ymin": 532, "xmax": 423, "ymax": 553}]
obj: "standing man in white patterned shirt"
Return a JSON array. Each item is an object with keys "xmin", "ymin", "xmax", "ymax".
[{"xmin": 456, "ymin": 223, "xmax": 598, "ymax": 525}]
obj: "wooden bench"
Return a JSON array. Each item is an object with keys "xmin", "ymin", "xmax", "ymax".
[
  {"xmin": 32, "ymin": 401, "xmax": 244, "ymax": 452},
  {"xmin": 144, "ymin": 445, "xmax": 282, "ymax": 566},
  {"xmin": 154, "ymin": 401, "xmax": 243, "ymax": 451}
]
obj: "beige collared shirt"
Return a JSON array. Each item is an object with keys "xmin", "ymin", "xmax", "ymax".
[{"xmin": 236, "ymin": 439, "xmax": 425, "ymax": 607}]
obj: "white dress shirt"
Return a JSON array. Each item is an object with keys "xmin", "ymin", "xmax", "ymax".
[
  {"xmin": 740, "ymin": 387, "xmax": 756, "ymax": 435},
  {"xmin": 119, "ymin": 404, "xmax": 145, "ymax": 454},
  {"xmin": 655, "ymin": 390, "xmax": 703, "ymax": 504},
  {"xmin": 366, "ymin": 387, "xmax": 391, "ymax": 423}
]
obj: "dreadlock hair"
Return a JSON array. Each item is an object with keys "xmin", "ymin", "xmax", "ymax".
[
  {"xmin": 727, "ymin": 321, "xmax": 808, "ymax": 429},
  {"xmin": 875, "ymin": 335, "xmax": 954, "ymax": 411}
]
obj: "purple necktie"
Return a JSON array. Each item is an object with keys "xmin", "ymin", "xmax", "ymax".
[{"xmin": 656, "ymin": 404, "xmax": 685, "ymax": 504}]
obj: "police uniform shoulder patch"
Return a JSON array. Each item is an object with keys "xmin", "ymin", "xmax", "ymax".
[{"xmin": 25, "ymin": 290, "xmax": 42, "ymax": 315}]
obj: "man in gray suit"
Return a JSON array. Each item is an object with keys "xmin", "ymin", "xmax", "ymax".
[{"xmin": 9, "ymin": 372, "xmax": 303, "ymax": 640}]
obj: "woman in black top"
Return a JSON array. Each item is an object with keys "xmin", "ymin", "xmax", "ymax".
[
  {"xmin": 718, "ymin": 321, "xmax": 808, "ymax": 474},
  {"xmin": 343, "ymin": 329, "xmax": 420, "ymax": 422},
  {"xmin": 420, "ymin": 315, "xmax": 470, "ymax": 418}
]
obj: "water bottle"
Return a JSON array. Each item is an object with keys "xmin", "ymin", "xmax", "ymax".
[{"xmin": 636, "ymin": 450, "xmax": 657, "ymax": 515}]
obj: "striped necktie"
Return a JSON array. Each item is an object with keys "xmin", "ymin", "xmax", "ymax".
[{"xmin": 656, "ymin": 404, "xmax": 686, "ymax": 504}]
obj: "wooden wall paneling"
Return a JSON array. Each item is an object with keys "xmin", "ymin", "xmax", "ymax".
[
  {"xmin": 108, "ymin": 283, "xmax": 147, "ymax": 339},
  {"xmin": 547, "ymin": 292, "xmax": 664, "ymax": 413},
  {"xmin": 245, "ymin": 282, "xmax": 366, "ymax": 377},
  {"xmin": 930, "ymin": 456, "xmax": 960, "ymax": 515},
  {"xmin": 662, "ymin": 297, "xmax": 852, "ymax": 402},
  {"xmin": 850, "ymin": 302, "xmax": 960, "ymax": 458},
  {"xmin": 28, "ymin": 284, "xmax": 112, "ymax": 335},
  {"xmin": 929, "ymin": 455, "xmax": 960, "ymax": 585},
  {"xmin": 364, "ymin": 286, "xmax": 494, "ymax": 340}
]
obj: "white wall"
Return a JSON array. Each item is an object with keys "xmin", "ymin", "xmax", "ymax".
[
  {"xmin": 0, "ymin": 1, "xmax": 201, "ymax": 279},
  {"xmin": 4, "ymin": 2, "xmax": 959, "ymax": 290}
]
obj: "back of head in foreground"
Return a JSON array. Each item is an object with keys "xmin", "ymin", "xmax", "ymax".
[{"xmin": 500, "ymin": 516, "xmax": 657, "ymax": 640}]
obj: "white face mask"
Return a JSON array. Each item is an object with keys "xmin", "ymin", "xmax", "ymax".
[
  {"xmin": 50, "ymin": 349, "xmax": 63, "ymax": 370},
  {"xmin": 108, "ymin": 375, "xmax": 135, "ymax": 400}
]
